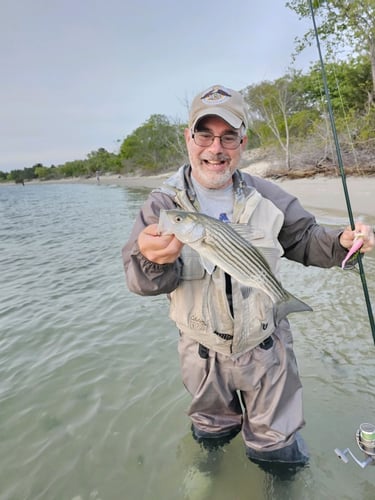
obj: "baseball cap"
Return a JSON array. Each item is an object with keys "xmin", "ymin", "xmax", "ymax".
[{"xmin": 189, "ymin": 84, "xmax": 249, "ymax": 131}]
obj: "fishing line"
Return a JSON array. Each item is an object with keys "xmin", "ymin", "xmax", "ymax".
[
  {"xmin": 307, "ymin": 0, "xmax": 375, "ymax": 344},
  {"xmin": 330, "ymin": 57, "xmax": 362, "ymax": 176}
]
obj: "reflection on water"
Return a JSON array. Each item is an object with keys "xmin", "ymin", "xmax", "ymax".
[{"xmin": 0, "ymin": 183, "xmax": 374, "ymax": 499}]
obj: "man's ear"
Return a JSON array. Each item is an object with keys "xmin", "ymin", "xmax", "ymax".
[{"xmin": 184, "ymin": 128, "xmax": 191, "ymax": 145}]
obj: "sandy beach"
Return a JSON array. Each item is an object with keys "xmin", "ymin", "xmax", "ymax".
[
  {"xmin": 267, "ymin": 176, "xmax": 374, "ymax": 219},
  {"xmin": 74, "ymin": 168, "xmax": 374, "ymax": 220},
  {"xmin": 15, "ymin": 164, "xmax": 373, "ymax": 221}
]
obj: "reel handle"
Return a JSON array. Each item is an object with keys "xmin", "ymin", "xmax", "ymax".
[{"xmin": 334, "ymin": 447, "xmax": 375, "ymax": 469}]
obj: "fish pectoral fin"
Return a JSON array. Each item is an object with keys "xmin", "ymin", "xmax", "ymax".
[{"xmin": 200, "ymin": 256, "xmax": 216, "ymax": 274}]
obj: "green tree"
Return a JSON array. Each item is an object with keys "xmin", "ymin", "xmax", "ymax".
[
  {"xmin": 292, "ymin": 57, "xmax": 372, "ymax": 117},
  {"xmin": 119, "ymin": 114, "xmax": 186, "ymax": 174},
  {"xmin": 59, "ymin": 160, "xmax": 87, "ymax": 178},
  {"xmin": 244, "ymin": 74, "xmax": 319, "ymax": 169},
  {"xmin": 8, "ymin": 169, "xmax": 26, "ymax": 183},
  {"xmin": 22, "ymin": 165, "xmax": 38, "ymax": 180},
  {"xmin": 34, "ymin": 165, "xmax": 51, "ymax": 179},
  {"xmin": 86, "ymin": 148, "xmax": 122, "ymax": 174},
  {"xmin": 286, "ymin": 0, "xmax": 375, "ymax": 105}
]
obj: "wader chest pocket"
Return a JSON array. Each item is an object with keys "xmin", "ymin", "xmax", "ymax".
[{"xmin": 181, "ymin": 247, "xmax": 205, "ymax": 280}]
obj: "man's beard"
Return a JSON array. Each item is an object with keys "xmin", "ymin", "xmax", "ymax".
[
  {"xmin": 199, "ymin": 167, "xmax": 233, "ymax": 189},
  {"xmin": 195, "ymin": 154, "xmax": 234, "ymax": 189}
]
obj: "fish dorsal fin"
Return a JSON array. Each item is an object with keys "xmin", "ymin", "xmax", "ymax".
[
  {"xmin": 229, "ymin": 223, "xmax": 258, "ymax": 240},
  {"xmin": 228, "ymin": 223, "xmax": 280, "ymax": 269}
]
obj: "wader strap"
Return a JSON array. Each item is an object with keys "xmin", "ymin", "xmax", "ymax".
[{"xmin": 225, "ymin": 273, "xmax": 234, "ymax": 317}]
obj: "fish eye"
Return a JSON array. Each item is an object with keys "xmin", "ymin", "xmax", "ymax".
[{"xmin": 174, "ymin": 216, "xmax": 183, "ymax": 222}]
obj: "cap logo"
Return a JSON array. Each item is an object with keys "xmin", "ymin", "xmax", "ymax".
[{"xmin": 200, "ymin": 86, "xmax": 232, "ymax": 106}]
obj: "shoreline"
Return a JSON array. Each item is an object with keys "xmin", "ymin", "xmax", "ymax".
[
  {"xmin": 5, "ymin": 168, "xmax": 375, "ymax": 219},
  {"xmin": 268, "ymin": 176, "xmax": 374, "ymax": 219},
  {"xmin": 71, "ymin": 170, "xmax": 375, "ymax": 219}
]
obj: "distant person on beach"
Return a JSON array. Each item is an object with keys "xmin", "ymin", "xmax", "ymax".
[
  {"xmin": 122, "ymin": 85, "xmax": 374, "ymax": 474},
  {"xmin": 96, "ymin": 170, "xmax": 100, "ymax": 184}
]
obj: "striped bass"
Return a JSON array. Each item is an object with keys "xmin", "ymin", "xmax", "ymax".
[{"xmin": 158, "ymin": 209, "xmax": 312, "ymax": 323}]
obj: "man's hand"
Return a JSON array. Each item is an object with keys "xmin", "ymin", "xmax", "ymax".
[
  {"xmin": 138, "ymin": 224, "xmax": 184, "ymax": 264},
  {"xmin": 340, "ymin": 221, "xmax": 375, "ymax": 253}
]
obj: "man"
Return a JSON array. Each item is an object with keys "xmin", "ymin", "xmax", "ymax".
[{"xmin": 122, "ymin": 84, "xmax": 374, "ymax": 471}]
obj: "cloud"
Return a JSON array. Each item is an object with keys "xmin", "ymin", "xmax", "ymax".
[{"xmin": 0, "ymin": 0, "xmax": 317, "ymax": 171}]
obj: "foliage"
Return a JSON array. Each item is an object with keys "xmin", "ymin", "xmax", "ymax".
[
  {"xmin": 86, "ymin": 148, "xmax": 122, "ymax": 174},
  {"xmin": 0, "ymin": 148, "xmax": 125, "ymax": 183},
  {"xmin": 2, "ymin": 52, "xmax": 375, "ymax": 181},
  {"xmin": 244, "ymin": 72, "xmax": 320, "ymax": 168},
  {"xmin": 58, "ymin": 160, "xmax": 87, "ymax": 178},
  {"xmin": 119, "ymin": 114, "xmax": 187, "ymax": 173},
  {"xmin": 244, "ymin": 56, "xmax": 375, "ymax": 172},
  {"xmin": 5, "ymin": 165, "xmax": 39, "ymax": 182},
  {"xmin": 286, "ymin": 0, "xmax": 375, "ymax": 102},
  {"xmin": 7, "ymin": 169, "xmax": 27, "ymax": 183},
  {"xmin": 34, "ymin": 165, "xmax": 52, "ymax": 179}
]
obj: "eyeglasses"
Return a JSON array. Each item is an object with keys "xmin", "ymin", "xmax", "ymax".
[{"xmin": 192, "ymin": 131, "xmax": 243, "ymax": 149}]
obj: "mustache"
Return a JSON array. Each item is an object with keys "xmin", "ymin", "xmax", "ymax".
[{"xmin": 201, "ymin": 154, "xmax": 231, "ymax": 162}]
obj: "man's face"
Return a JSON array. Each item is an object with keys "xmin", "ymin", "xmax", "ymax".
[{"xmin": 184, "ymin": 115, "xmax": 247, "ymax": 189}]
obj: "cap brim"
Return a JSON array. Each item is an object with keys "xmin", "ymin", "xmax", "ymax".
[{"xmin": 191, "ymin": 108, "xmax": 243, "ymax": 130}]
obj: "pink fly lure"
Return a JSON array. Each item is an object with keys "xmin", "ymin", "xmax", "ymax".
[{"xmin": 341, "ymin": 233, "xmax": 364, "ymax": 269}]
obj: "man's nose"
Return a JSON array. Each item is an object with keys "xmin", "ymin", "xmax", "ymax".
[{"xmin": 208, "ymin": 136, "xmax": 224, "ymax": 153}]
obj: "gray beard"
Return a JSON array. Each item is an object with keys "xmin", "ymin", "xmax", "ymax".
[{"xmin": 194, "ymin": 166, "xmax": 233, "ymax": 189}]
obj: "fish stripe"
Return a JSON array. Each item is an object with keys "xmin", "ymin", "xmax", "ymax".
[
  {"xmin": 158, "ymin": 210, "xmax": 312, "ymax": 318},
  {"xmin": 205, "ymin": 220, "xmax": 287, "ymax": 301}
]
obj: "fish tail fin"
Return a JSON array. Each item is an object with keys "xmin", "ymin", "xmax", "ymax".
[{"xmin": 275, "ymin": 293, "xmax": 313, "ymax": 324}]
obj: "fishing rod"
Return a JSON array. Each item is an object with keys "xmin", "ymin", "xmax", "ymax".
[{"xmin": 308, "ymin": 0, "xmax": 375, "ymax": 345}]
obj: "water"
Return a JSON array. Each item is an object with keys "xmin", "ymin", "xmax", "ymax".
[{"xmin": 0, "ymin": 182, "xmax": 374, "ymax": 500}]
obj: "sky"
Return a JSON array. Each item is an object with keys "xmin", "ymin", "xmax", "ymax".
[{"xmin": 1, "ymin": 0, "xmax": 319, "ymax": 172}]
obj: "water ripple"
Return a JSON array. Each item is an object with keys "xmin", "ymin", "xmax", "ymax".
[{"xmin": 0, "ymin": 184, "xmax": 374, "ymax": 499}]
